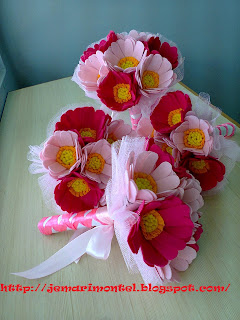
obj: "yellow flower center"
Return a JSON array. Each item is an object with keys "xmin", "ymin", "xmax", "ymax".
[
  {"xmin": 113, "ymin": 83, "xmax": 132, "ymax": 104},
  {"xmin": 97, "ymin": 74, "xmax": 100, "ymax": 79},
  {"xmin": 118, "ymin": 56, "xmax": 139, "ymax": 69},
  {"xmin": 184, "ymin": 129, "xmax": 205, "ymax": 149},
  {"xmin": 140, "ymin": 210, "xmax": 165, "ymax": 240},
  {"xmin": 189, "ymin": 159, "xmax": 210, "ymax": 174},
  {"xmin": 67, "ymin": 178, "xmax": 90, "ymax": 197},
  {"xmin": 161, "ymin": 143, "xmax": 173, "ymax": 155},
  {"xmin": 107, "ymin": 133, "xmax": 118, "ymax": 144},
  {"xmin": 56, "ymin": 146, "xmax": 76, "ymax": 169},
  {"xmin": 134, "ymin": 172, "xmax": 157, "ymax": 193},
  {"xmin": 79, "ymin": 128, "xmax": 97, "ymax": 140},
  {"xmin": 168, "ymin": 108, "xmax": 183, "ymax": 126},
  {"xmin": 141, "ymin": 71, "xmax": 159, "ymax": 89},
  {"xmin": 85, "ymin": 153, "xmax": 105, "ymax": 174}
]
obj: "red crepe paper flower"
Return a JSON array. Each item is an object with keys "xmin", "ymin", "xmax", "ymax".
[
  {"xmin": 150, "ymin": 91, "xmax": 192, "ymax": 134},
  {"xmin": 144, "ymin": 36, "xmax": 179, "ymax": 69},
  {"xmin": 97, "ymin": 70, "xmax": 140, "ymax": 112},
  {"xmin": 180, "ymin": 152, "xmax": 226, "ymax": 191},
  {"xmin": 55, "ymin": 107, "xmax": 111, "ymax": 146},
  {"xmin": 81, "ymin": 31, "xmax": 118, "ymax": 62},
  {"xmin": 54, "ymin": 172, "xmax": 104, "ymax": 213},
  {"xmin": 127, "ymin": 197, "xmax": 194, "ymax": 267}
]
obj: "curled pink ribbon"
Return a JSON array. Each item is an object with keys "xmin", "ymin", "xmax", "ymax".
[
  {"xmin": 38, "ymin": 207, "xmax": 110, "ymax": 235},
  {"xmin": 215, "ymin": 122, "xmax": 236, "ymax": 138}
]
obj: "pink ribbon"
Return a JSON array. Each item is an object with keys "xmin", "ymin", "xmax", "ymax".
[{"xmin": 38, "ymin": 207, "xmax": 110, "ymax": 235}]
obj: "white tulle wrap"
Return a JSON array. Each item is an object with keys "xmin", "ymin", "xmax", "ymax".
[{"xmin": 28, "ymin": 142, "xmax": 65, "ymax": 215}]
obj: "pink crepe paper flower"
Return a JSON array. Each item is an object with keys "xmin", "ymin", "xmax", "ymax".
[
  {"xmin": 118, "ymin": 30, "xmax": 151, "ymax": 42},
  {"xmin": 170, "ymin": 114, "xmax": 214, "ymax": 156},
  {"xmin": 135, "ymin": 54, "xmax": 174, "ymax": 96},
  {"xmin": 72, "ymin": 51, "xmax": 109, "ymax": 93},
  {"xmin": 154, "ymin": 264, "xmax": 176, "ymax": 283},
  {"xmin": 125, "ymin": 150, "xmax": 180, "ymax": 204},
  {"xmin": 40, "ymin": 131, "xmax": 81, "ymax": 179},
  {"xmin": 104, "ymin": 38, "xmax": 146, "ymax": 73},
  {"xmin": 181, "ymin": 177, "xmax": 204, "ymax": 213},
  {"xmin": 81, "ymin": 31, "xmax": 118, "ymax": 62},
  {"xmin": 170, "ymin": 244, "xmax": 197, "ymax": 272},
  {"xmin": 127, "ymin": 197, "xmax": 194, "ymax": 267},
  {"xmin": 82, "ymin": 139, "xmax": 112, "ymax": 187},
  {"xmin": 97, "ymin": 70, "xmax": 140, "ymax": 112},
  {"xmin": 106, "ymin": 120, "xmax": 134, "ymax": 144},
  {"xmin": 172, "ymin": 176, "xmax": 204, "ymax": 218},
  {"xmin": 190, "ymin": 211, "xmax": 202, "ymax": 224}
]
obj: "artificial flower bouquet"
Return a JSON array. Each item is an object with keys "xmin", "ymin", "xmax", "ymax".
[
  {"xmin": 72, "ymin": 30, "xmax": 184, "ymax": 130},
  {"xmin": 13, "ymin": 30, "xmax": 240, "ymax": 284}
]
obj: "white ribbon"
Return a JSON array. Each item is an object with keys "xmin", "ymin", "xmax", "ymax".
[{"xmin": 12, "ymin": 224, "xmax": 114, "ymax": 279}]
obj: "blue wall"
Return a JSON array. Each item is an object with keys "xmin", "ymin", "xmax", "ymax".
[
  {"xmin": 0, "ymin": 0, "xmax": 239, "ymax": 121},
  {"xmin": 0, "ymin": 40, "xmax": 19, "ymax": 117}
]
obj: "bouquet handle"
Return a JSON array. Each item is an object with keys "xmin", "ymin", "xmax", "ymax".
[
  {"xmin": 38, "ymin": 207, "xmax": 109, "ymax": 235},
  {"xmin": 215, "ymin": 123, "xmax": 236, "ymax": 138},
  {"xmin": 129, "ymin": 105, "xmax": 142, "ymax": 130}
]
